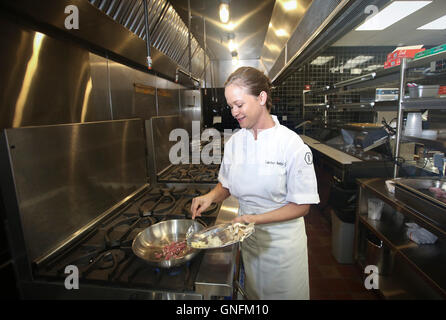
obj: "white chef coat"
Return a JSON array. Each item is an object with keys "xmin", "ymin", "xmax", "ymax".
[{"xmin": 218, "ymin": 115, "xmax": 320, "ymax": 300}]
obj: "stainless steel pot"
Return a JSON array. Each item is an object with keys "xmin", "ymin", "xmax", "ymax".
[{"xmin": 132, "ymin": 219, "xmax": 205, "ymax": 268}]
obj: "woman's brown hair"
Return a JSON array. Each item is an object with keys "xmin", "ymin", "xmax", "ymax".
[{"xmin": 224, "ymin": 67, "xmax": 273, "ymax": 111}]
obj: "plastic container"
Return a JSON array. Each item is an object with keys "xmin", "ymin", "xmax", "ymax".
[
  {"xmin": 404, "ymin": 112, "xmax": 422, "ymax": 137},
  {"xmin": 408, "ymin": 85, "xmax": 440, "ymax": 98},
  {"xmin": 368, "ymin": 198, "xmax": 384, "ymax": 220}
]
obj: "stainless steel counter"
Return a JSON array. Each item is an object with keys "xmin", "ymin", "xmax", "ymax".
[
  {"xmin": 300, "ymin": 135, "xmax": 394, "ymax": 187},
  {"xmin": 300, "ymin": 135, "xmax": 362, "ymax": 165},
  {"xmin": 195, "ymin": 196, "xmax": 239, "ymax": 299}
]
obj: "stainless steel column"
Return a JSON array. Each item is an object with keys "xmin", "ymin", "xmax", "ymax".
[{"xmin": 393, "ymin": 58, "xmax": 407, "ymax": 178}]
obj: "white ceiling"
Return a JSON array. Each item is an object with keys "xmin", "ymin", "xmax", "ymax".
[{"xmin": 333, "ymin": 0, "xmax": 446, "ymax": 47}]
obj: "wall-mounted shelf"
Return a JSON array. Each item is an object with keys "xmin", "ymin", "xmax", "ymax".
[
  {"xmin": 402, "ymin": 135, "xmax": 446, "ymax": 151},
  {"xmin": 307, "ymin": 51, "xmax": 446, "ymax": 97},
  {"xmin": 407, "ymin": 51, "xmax": 446, "ymax": 70},
  {"xmin": 402, "ymin": 97, "xmax": 446, "ymax": 110},
  {"xmin": 304, "ymin": 51, "xmax": 446, "ymax": 178},
  {"xmin": 331, "ymin": 102, "xmax": 374, "ymax": 111}
]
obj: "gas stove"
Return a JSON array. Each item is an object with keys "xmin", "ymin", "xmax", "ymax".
[
  {"xmin": 158, "ymin": 164, "xmax": 220, "ymax": 183},
  {"xmin": 32, "ymin": 186, "xmax": 220, "ymax": 297}
]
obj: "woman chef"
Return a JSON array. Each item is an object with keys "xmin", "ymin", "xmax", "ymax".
[{"xmin": 191, "ymin": 66, "xmax": 320, "ymax": 300}]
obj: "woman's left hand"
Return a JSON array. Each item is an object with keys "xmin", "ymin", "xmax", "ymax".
[{"xmin": 232, "ymin": 214, "xmax": 255, "ymax": 224}]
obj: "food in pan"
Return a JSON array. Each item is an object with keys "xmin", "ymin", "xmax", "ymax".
[{"xmin": 154, "ymin": 240, "xmax": 188, "ymax": 260}]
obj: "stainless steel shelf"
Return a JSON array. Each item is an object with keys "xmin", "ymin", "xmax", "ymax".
[
  {"xmin": 402, "ymin": 135, "xmax": 446, "ymax": 151},
  {"xmin": 407, "ymin": 51, "xmax": 446, "ymax": 70},
  {"xmin": 357, "ymin": 178, "xmax": 446, "ymax": 299},
  {"xmin": 331, "ymin": 102, "xmax": 374, "ymax": 111},
  {"xmin": 402, "ymin": 97, "xmax": 446, "ymax": 110},
  {"xmin": 373, "ymin": 100, "xmax": 398, "ymax": 111},
  {"xmin": 308, "ymin": 52, "xmax": 446, "ymax": 96},
  {"xmin": 303, "ymin": 103, "xmax": 328, "ymax": 108}
]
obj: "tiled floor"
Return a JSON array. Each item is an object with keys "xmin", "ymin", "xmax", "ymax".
[{"xmin": 305, "ymin": 206, "xmax": 379, "ymax": 300}]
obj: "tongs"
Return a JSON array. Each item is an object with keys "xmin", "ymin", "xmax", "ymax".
[{"xmin": 186, "ymin": 222, "xmax": 255, "ymax": 249}]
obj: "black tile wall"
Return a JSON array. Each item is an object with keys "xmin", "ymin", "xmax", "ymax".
[{"xmin": 272, "ymin": 46, "xmax": 397, "ymax": 131}]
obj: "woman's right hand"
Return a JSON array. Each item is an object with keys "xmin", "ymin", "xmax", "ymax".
[{"xmin": 191, "ymin": 193, "xmax": 214, "ymax": 219}]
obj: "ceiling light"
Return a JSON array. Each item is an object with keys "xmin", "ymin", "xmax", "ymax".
[
  {"xmin": 417, "ymin": 14, "xmax": 446, "ymax": 30},
  {"xmin": 342, "ymin": 55, "xmax": 374, "ymax": 69},
  {"xmin": 219, "ymin": 2, "xmax": 230, "ymax": 24},
  {"xmin": 283, "ymin": 1, "xmax": 298, "ymax": 11},
  {"xmin": 310, "ymin": 56, "xmax": 335, "ymax": 65},
  {"xmin": 228, "ymin": 39, "xmax": 238, "ymax": 52},
  {"xmin": 224, "ymin": 22, "xmax": 235, "ymax": 31},
  {"xmin": 365, "ymin": 64, "xmax": 383, "ymax": 71},
  {"xmin": 356, "ymin": 1, "xmax": 432, "ymax": 31},
  {"xmin": 275, "ymin": 29, "xmax": 288, "ymax": 37}
]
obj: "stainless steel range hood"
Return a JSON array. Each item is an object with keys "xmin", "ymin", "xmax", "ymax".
[
  {"xmin": 269, "ymin": 0, "xmax": 392, "ymax": 84},
  {"xmin": 0, "ymin": 0, "xmax": 209, "ymax": 85}
]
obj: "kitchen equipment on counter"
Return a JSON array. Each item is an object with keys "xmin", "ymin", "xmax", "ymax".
[
  {"xmin": 404, "ymin": 112, "xmax": 422, "ymax": 137},
  {"xmin": 409, "ymin": 85, "xmax": 440, "ymax": 99},
  {"xmin": 375, "ymin": 88, "xmax": 399, "ymax": 102},
  {"xmin": 132, "ymin": 219, "xmax": 205, "ymax": 268},
  {"xmin": 394, "ymin": 178, "xmax": 446, "ymax": 229}
]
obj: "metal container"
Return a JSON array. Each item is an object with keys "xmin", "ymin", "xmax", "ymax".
[
  {"xmin": 132, "ymin": 219, "xmax": 205, "ymax": 268},
  {"xmin": 394, "ymin": 179, "xmax": 446, "ymax": 229},
  {"xmin": 409, "ymin": 85, "xmax": 440, "ymax": 98},
  {"xmin": 365, "ymin": 233, "xmax": 394, "ymax": 275}
]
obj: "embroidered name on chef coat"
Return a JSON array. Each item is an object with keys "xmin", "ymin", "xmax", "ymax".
[{"xmin": 265, "ymin": 160, "xmax": 286, "ymax": 166}]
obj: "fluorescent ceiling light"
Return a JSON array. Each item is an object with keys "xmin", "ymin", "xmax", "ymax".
[
  {"xmin": 417, "ymin": 15, "xmax": 446, "ymax": 30},
  {"xmin": 219, "ymin": 3, "xmax": 230, "ymax": 24},
  {"xmin": 283, "ymin": 1, "xmax": 298, "ymax": 11},
  {"xmin": 311, "ymin": 56, "xmax": 335, "ymax": 65},
  {"xmin": 356, "ymin": 1, "xmax": 432, "ymax": 31},
  {"xmin": 365, "ymin": 64, "xmax": 383, "ymax": 71},
  {"xmin": 343, "ymin": 55, "xmax": 374, "ymax": 69}
]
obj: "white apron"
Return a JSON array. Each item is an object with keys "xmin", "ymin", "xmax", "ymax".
[
  {"xmin": 239, "ymin": 203, "xmax": 309, "ymax": 300},
  {"xmin": 219, "ymin": 116, "xmax": 318, "ymax": 300}
]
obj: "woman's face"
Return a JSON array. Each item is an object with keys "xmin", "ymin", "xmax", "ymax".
[{"xmin": 225, "ymin": 83, "xmax": 265, "ymax": 130}]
